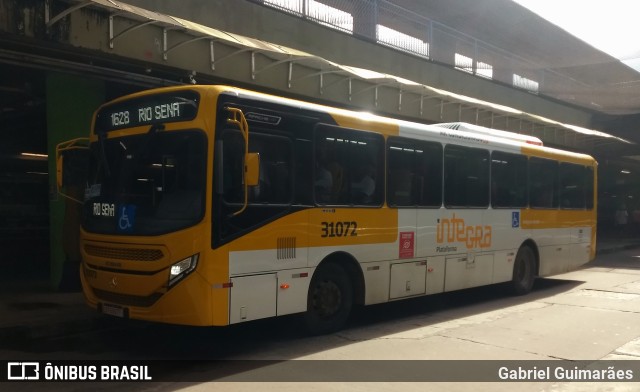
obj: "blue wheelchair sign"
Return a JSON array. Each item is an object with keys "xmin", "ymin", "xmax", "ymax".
[
  {"xmin": 512, "ymin": 211, "xmax": 520, "ymax": 228},
  {"xmin": 117, "ymin": 205, "xmax": 136, "ymax": 233}
]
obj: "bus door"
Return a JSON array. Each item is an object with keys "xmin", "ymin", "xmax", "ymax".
[
  {"xmin": 438, "ymin": 144, "xmax": 494, "ymax": 292},
  {"xmin": 216, "ymin": 105, "xmax": 312, "ymax": 323},
  {"xmin": 416, "ymin": 209, "xmax": 445, "ymax": 295},
  {"xmin": 389, "ymin": 209, "xmax": 424, "ymax": 299},
  {"xmin": 436, "ymin": 209, "xmax": 494, "ymax": 292},
  {"xmin": 387, "ymin": 137, "xmax": 444, "ymax": 296}
]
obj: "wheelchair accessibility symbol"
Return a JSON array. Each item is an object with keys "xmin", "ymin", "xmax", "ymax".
[
  {"xmin": 512, "ymin": 211, "xmax": 520, "ymax": 228},
  {"xmin": 118, "ymin": 205, "xmax": 136, "ymax": 232}
]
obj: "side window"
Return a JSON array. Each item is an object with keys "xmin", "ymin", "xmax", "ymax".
[
  {"xmin": 215, "ymin": 128, "xmax": 294, "ymax": 247},
  {"xmin": 586, "ymin": 166, "xmax": 595, "ymax": 210},
  {"xmin": 294, "ymin": 138, "xmax": 313, "ymax": 205},
  {"xmin": 529, "ymin": 157, "xmax": 558, "ymax": 209},
  {"xmin": 444, "ymin": 145, "xmax": 489, "ymax": 208},
  {"xmin": 220, "ymin": 130, "xmax": 245, "ymax": 205},
  {"xmin": 248, "ymin": 133, "xmax": 292, "ymax": 205},
  {"xmin": 315, "ymin": 125, "xmax": 384, "ymax": 206},
  {"xmin": 387, "ymin": 137, "xmax": 442, "ymax": 207},
  {"xmin": 491, "ymin": 151, "xmax": 527, "ymax": 208},
  {"xmin": 220, "ymin": 131, "xmax": 292, "ymax": 205},
  {"xmin": 559, "ymin": 163, "xmax": 586, "ymax": 209}
]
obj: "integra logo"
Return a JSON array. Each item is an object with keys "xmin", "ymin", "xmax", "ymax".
[
  {"xmin": 436, "ymin": 214, "xmax": 492, "ymax": 250},
  {"xmin": 245, "ymin": 112, "xmax": 282, "ymax": 125}
]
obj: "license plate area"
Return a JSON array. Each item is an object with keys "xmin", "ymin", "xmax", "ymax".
[{"xmin": 99, "ymin": 303, "xmax": 128, "ymax": 318}]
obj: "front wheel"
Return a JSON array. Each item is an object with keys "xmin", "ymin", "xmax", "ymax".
[
  {"xmin": 304, "ymin": 263, "xmax": 353, "ymax": 335},
  {"xmin": 509, "ymin": 245, "xmax": 536, "ymax": 295}
]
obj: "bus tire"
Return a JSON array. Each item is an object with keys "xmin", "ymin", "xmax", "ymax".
[
  {"xmin": 509, "ymin": 245, "xmax": 536, "ymax": 295},
  {"xmin": 304, "ymin": 262, "xmax": 353, "ymax": 335}
]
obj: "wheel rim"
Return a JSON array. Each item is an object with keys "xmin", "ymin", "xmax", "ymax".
[{"xmin": 312, "ymin": 279, "xmax": 342, "ymax": 318}]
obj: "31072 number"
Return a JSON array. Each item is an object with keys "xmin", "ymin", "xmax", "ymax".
[{"xmin": 320, "ymin": 221, "xmax": 357, "ymax": 237}]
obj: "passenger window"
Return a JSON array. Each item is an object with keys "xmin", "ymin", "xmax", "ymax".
[
  {"xmin": 559, "ymin": 162, "xmax": 586, "ymax": 209},
  {"xmin": 444, "ymin": 145, "xmax": 489, "ymax": 208},
  {"xmin": 491, "ymin": 151, "xmax": 527, "ymax": 208},
  {"xmin": 529, "ymin": 157, "xmax": 558, "ymax": 209},
  {"xmin": 585, "ymin": 166, "xmax": 595, "ymax": 210},
  {"xmin": 220, "ymin": 131, "xmax": 292, "ymax": 205},
  {"xmin": 248, "ymin": 134, "xmax": 292, "ymax": 205},
  {"xmin": 387, "ymin": 137, "xmax": 442, "ymax": 207},
  {"xmin": 315, "ymin": 125, "xmax": 384, "ymax": 206},
  {"xmin": 221, "ymin": 130, "xmax": 245, "ymax": 205}
]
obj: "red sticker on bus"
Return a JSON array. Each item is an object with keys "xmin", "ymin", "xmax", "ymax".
[{"xmin": 399, "ymin": 232, "xmax": 414, "ymax": 258}]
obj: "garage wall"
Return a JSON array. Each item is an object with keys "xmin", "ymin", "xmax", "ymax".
[{"xmin": 46, "ymin": 72, "xmax": 105, "ymax": 290}]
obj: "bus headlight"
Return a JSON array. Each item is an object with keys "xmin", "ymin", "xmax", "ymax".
[{"xmin": 168, "ymin": 254, "xmax": 199, "ymax": 287}]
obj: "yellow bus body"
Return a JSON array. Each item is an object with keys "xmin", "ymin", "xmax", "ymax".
[{"xmin": 76, "ymin": 85, "xmax": 597, "ymax": 329}]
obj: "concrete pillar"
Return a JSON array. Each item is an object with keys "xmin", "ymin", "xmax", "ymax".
[
  {"xmin": 352, "ymin": 0, "xmax": 377, "ymax": 40},
  {"xmin": 46, "ymin": 72, "xmax": 105, "ymax": 291}
]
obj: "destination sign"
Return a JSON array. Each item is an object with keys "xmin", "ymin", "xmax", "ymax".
[{"xmin": 95, "ymin": 91, "xmax": 200, "ymax": 133}]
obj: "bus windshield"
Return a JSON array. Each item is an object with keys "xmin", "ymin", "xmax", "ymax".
[{"xmin": 82, "ymin": 129, "xmax": 207, "ymax": 236}]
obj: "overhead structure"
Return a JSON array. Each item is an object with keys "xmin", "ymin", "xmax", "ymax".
[{"xmin": 31, "ymin": 0, "xmax": 636, "ymax": 150}]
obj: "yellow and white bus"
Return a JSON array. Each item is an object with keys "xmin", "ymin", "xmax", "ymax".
[{"xmin": 58, "ymin": 85, "xmax": 597, "ymax": 334}]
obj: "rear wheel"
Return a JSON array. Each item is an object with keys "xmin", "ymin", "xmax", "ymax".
[
  {"xmin": 509, "ymin": 245, "xmax": 536, "ymax": 295},
  {"xmin": 304, "ymin": 263, "xmax": 352, "ymax": 335}
]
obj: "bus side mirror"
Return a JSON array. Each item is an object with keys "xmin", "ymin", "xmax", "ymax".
[
  {"xmin": 56, "ymin": 155, "xmax": 65, "ymax": 191},
  {"xmin": 245, "ymin": 153, "xmax": 260, "ymax": 187},
  {"xmin": 57, "ymin": 148, "xmax": 89, "ymax": 188},
  {"xmin": 55, "ymin": 138, "xmax": 90, "ymax": 203}
]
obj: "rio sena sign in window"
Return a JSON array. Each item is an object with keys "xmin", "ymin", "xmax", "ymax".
[{"xmin": 95, "ymin": 91, "xmax": 200, "ymax": 133}]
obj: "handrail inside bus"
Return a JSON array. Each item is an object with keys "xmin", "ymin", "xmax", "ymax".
[{"xmin": 224, "ymin": 107, "xmax": 251, "ymax": 217}]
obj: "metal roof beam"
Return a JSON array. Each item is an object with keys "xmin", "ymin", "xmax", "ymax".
[
  {"xmin": 251, "ymin": 54, "xmax": 310, "ymax": 80},
  {"xmin": 45, "ymin": 0, "xmax": 94, "ymax": 28},
  {"xmin": 162, "ymin": 29, "xmax": 217, "ymax": 71},
  {"xmin": 109, "ymin": 16, "xmax": 158, "ymax": 49}
]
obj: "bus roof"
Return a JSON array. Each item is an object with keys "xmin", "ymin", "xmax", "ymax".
[
  {"xmin": 220, "ymin": 85, "xmax": 595, "ymax": 164},
  {"xmin": 98, "ymin": 85, "xmax": 594, "ymax": 165},
  {"xmin": 433, "ymin": 122, "xmax": 544, "ymax": 146}
]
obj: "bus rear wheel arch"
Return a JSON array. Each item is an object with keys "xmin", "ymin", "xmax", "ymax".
[{"xmin": 304, "ymin": 261, "xmax": 354, "ymax": 335}]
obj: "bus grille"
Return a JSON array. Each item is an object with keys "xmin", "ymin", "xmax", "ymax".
[
  {"xmin": 84, "ymin": 244, "xmax": 164, "ymax": 262},
  {"xmin": 93, "ymin": 289, "xmax": 163, "ymax": 308},
  {"xmin": 277, "ymin": 237, "xmax": 296, "ymax": 260}
]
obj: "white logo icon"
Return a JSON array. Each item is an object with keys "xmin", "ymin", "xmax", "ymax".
[{"xmin": 7, "ymin": 362, "xmax": 40, "ymax": 380}]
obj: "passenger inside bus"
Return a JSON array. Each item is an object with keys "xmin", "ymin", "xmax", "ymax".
[
  {"xmin": 315, "ymin": 162, "xmax": 333, "ymax": 200},
  {"xmin": 351, "ymin": 164, "xmax": 376, "ymax": 204},
  {"xmin": 315, "ymin": 144, "xmax": 344, "ymax": 204}
]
